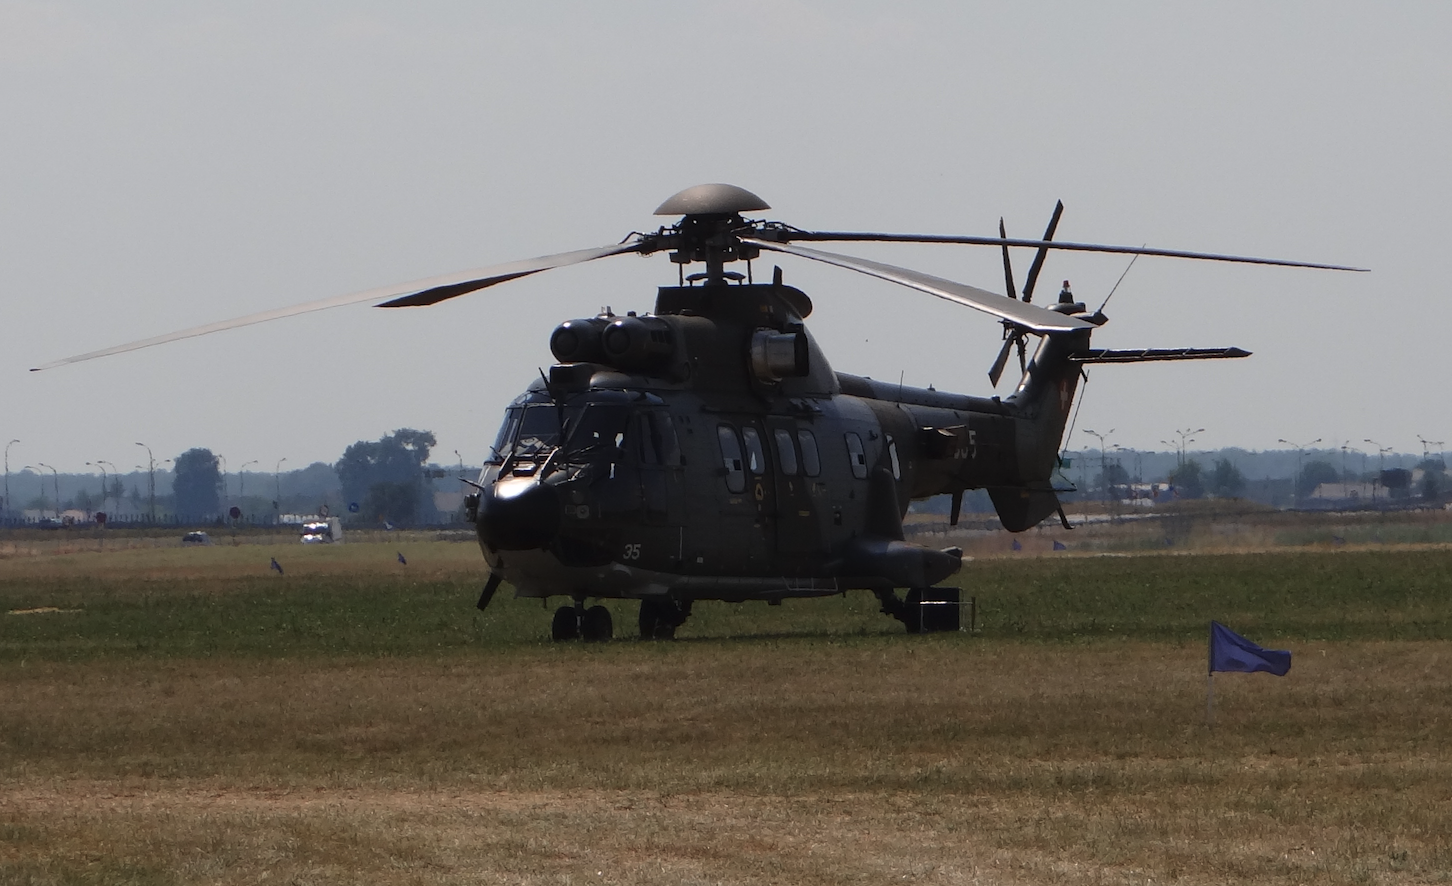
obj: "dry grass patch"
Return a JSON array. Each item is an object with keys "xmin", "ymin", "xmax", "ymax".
[{"xmin": 2, "ymin": 639, "xmax": 1449, "ymax": 884}]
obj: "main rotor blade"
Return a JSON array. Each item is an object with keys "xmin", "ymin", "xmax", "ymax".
[
  {"xmin": 374, "ymin": 242, "xmax": 642, "ymax": 308},
  {"xmin": 765, "ymin": 231, "xmax": 1367, "ymax": 272},
  {"xmin": 740, "ymin": 239, "xmax": 1094, "ymax": 333},
  {"xmin": 1020, "ymin": 200, "xmax": 1064, "ymax": 303},
  {"xmin": 998, "ymin": 219, "xmax": 1018, "ymax": 300},
  {"xmin": 32, "ymin": 242, "xmax": 642, "ymax": 371}
]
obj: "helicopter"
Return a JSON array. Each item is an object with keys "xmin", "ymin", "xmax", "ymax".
[{"xmin": 35, "ymin": 183, "xmax": 1363, "ymax": 641}]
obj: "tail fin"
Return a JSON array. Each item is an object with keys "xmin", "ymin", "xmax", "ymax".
[{"xmin": 1004, "ymin": 318, "xmax": 1095, "ymax": 484}]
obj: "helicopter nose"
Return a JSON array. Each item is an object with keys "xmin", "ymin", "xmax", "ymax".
[{"xmin": 476, "ymin": 475, "xmax": 561, "ymax": 551}]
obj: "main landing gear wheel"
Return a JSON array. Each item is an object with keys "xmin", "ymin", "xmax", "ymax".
[
  {"xmin": 581, "ymin": 605, "xmax": 613, "ymax": 642},
  {"xmin": 550, "ymin": 605, "xmax": 579, "ymax": 641}
]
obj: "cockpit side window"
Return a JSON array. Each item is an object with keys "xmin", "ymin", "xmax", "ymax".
[
  {"xmin": 636, "ymin": 411, "xmax": 683, "ymax": 467},
  {"xmin": 488, "ymin": 408, "xmax": 522, "ymax": 463},
  {"xmin": 513, "ymin": 405, "xmax": 562, "ymax": 457},
  {"xmin": 493, "ymin": 402, "xmax": 628, "ymax": 463},
  {"xmin": 566, "ymin": 404, "xmax": 628, "ymax": 452},
  {"xmin": 637, "ymin": 414, "xmax": 659, "ymax": 465},
  {"xmin": 717, "ymin": 425, "xmax": 746, "ymax": 493}
]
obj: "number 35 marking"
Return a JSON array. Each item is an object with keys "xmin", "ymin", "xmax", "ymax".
[{"xmin": 622, "ymin": 543, "xmax": 642, "ymax": 560}]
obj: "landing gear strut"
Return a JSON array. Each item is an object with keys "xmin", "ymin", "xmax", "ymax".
[
  {"xmin": 551, "ymin": 601, "xmax": 614, "ymax": 642},
  {"xmin": 639, "ymin": 598, "xmax": 692, "ymax": 640}
]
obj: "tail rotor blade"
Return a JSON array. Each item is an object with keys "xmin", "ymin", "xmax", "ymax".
[
  {"xmin": 1019, "ymin": 200, "xmax": 1064, "ymax": 304},
  {"xmin": 999, "ymin": 218, "xmax": 1018, "ymax": 300},
  {"xmin": 988, "ymin": 334, "xmax": 1016, "ymax": 387}
]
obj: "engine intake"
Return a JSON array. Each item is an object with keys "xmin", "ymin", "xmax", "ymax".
[
  {"xmin": 549, "ymin": 318, "xmax": 610, "ymax": 364},
  {"xmin": 601, "ymin": 316, "xmax": 676, "ymax": 371}
]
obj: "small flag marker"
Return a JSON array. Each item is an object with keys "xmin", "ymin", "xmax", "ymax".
[{"xmin": 270, "ymin": 558, "xmax": 283, "ymax": 574}]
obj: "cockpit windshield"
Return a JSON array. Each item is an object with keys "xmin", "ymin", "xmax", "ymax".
[{"xmin": 488, "ymin": 403, "xmax": 630, "ymax": 463}]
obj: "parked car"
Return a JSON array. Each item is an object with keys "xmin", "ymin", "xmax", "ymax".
[
  {"xmin": 181, "ymin": 531, "xmax": 211, "ymax": 545},
  {"xmin": 300, "ymin": 521, "xmax": 334, "ymax": 544}
]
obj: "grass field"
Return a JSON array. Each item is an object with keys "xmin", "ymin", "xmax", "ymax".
[{"xmin": 2, "ymin": 538, "xmax": 1450, "ymax": 884}]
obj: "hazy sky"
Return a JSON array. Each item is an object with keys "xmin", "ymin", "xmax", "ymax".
[{"xmin": 4, "ymin": 2, "xmax": 1448, "ymax": 472}]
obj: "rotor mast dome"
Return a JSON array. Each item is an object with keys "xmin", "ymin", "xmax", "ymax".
[{"xmin": 654, "ymin": 183, "xmax": 770, "ymax": 217}]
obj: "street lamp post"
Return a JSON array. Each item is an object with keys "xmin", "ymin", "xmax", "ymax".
[
  {"xmin": 1173, "ymin": 428, "xmax": 1205, "ymax": 468},
  {"xmin": 1340, "ymin": 442, "xmax": 1366, "ymax": 501},
  {"xmin": 275, "ymin": 458, "xmax": 287, "ymax": 518},
  {"xmin": 97, "ymin": 460, "xmax": 117, "ymax": 514},
  {"xmin": 4, "ymin": 439, "xmax": 18, "ymax": 520},
  {"xmin": 86, "ymin": 462, "xmax": 108, "ymax": 517},
  {"xmin": 1365, "ymin": 439, "xmax": 1392, "ymax": 504},
  {"xmin": 1111, "ymin": 444, "xmax": 1135, "ymax": 497},
  {"xmin": 1084, "ymin": 428, "xmax": 1114, "ymax": 503},
  {"xmin": 238, "ymin": 460, "xmax": 258, "ymax": 517},
  {"xmin": 1278, "ymin": 438, "xmax": 1321, "ymax": 509},
  {"xmin": 215, "ymin": 454, "xmax": 227, "ymax": 511},
  {"xmin": 1417, "ymin": 435, "xmax": 1446, "ymax": 468},
  {"xmin": 135, "ymin": 442, "xmax": 156, "ymax": 521},
  {"xmin": 20, "ymin": 466, "xmax": 40, "ymax": 517},
  {"xmin": 35, "ymin": 463, "xmax": 60, "ymax": 517}
]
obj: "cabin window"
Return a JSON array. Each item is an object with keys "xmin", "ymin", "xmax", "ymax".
[
  {"xmin": 845, "ymin": 433, "xmax": 868, "ymax": 480},
  {"xmin": 741, "ymin": 426, "xmax": 766, "ymax": 475},
  {"xmin": 797, "ymin": 429, "xmax": 821, "ymax": 477},
  {"xmin": 717, "ymin": 425, "xmax": 746, "ymax": 493},
  {"xmin": 773, "ymin": 428, "xmax": 799, "ymax": 476},
  {"xmin": 887, "ymin": 438, "xmax": 901, "ymax": 480}
]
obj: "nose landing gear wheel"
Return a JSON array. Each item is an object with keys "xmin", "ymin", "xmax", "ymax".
[{"xmin": 638, "ymin": 598, "xmax": 689, "ymax": 640}]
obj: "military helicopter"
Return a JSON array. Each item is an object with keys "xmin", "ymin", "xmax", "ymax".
[{"xmin": 36, "ymin": 184, "xmax": 1363, "ymax": 641}]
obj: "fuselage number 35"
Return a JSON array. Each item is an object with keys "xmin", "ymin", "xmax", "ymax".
[{"xmin": 953, "ymin": 429, "xmax": 979, "ymax": 461}]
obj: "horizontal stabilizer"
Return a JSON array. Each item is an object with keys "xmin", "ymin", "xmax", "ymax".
[
  {"xmin": 1069, "ymin": 347, "xmax": 1250, "ymax": 364},
  {"xmin": 989, "ymin": 486, "xmax": 1062, "ymax": 533}
]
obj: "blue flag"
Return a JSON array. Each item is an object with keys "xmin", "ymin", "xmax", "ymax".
[
  {"xmin": 270, "ymin": 557, "xmax": 283, "ymax": 575},
  {"xmin": 1052, "ymin": 540, "xmax": 1067, "ymax": 551},
  {"xmin": 1011, "ymin": 538, "xmax": 1022, "ymax": 551},
  {"xmin": 397, "ymin": 551, "xmax": 407, "ymax": 565},
  {"xmin": 1209, "ymin": 621, "xmax": 1290, "ymax": 676}
]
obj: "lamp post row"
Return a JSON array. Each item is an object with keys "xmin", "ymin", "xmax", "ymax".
[{"xmin": 0, "ymin": 447, "xmax": 276, "ymax": 523}]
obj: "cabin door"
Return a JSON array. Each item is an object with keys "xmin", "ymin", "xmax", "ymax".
[{"xmin": 764, "ymin": 417, "xmax": 821, "ymax": 558}]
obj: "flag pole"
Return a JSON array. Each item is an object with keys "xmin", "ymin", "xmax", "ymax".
[{"xmin": 1206, "ymin": 622, "xmax": 1215, "ymax": 727}]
